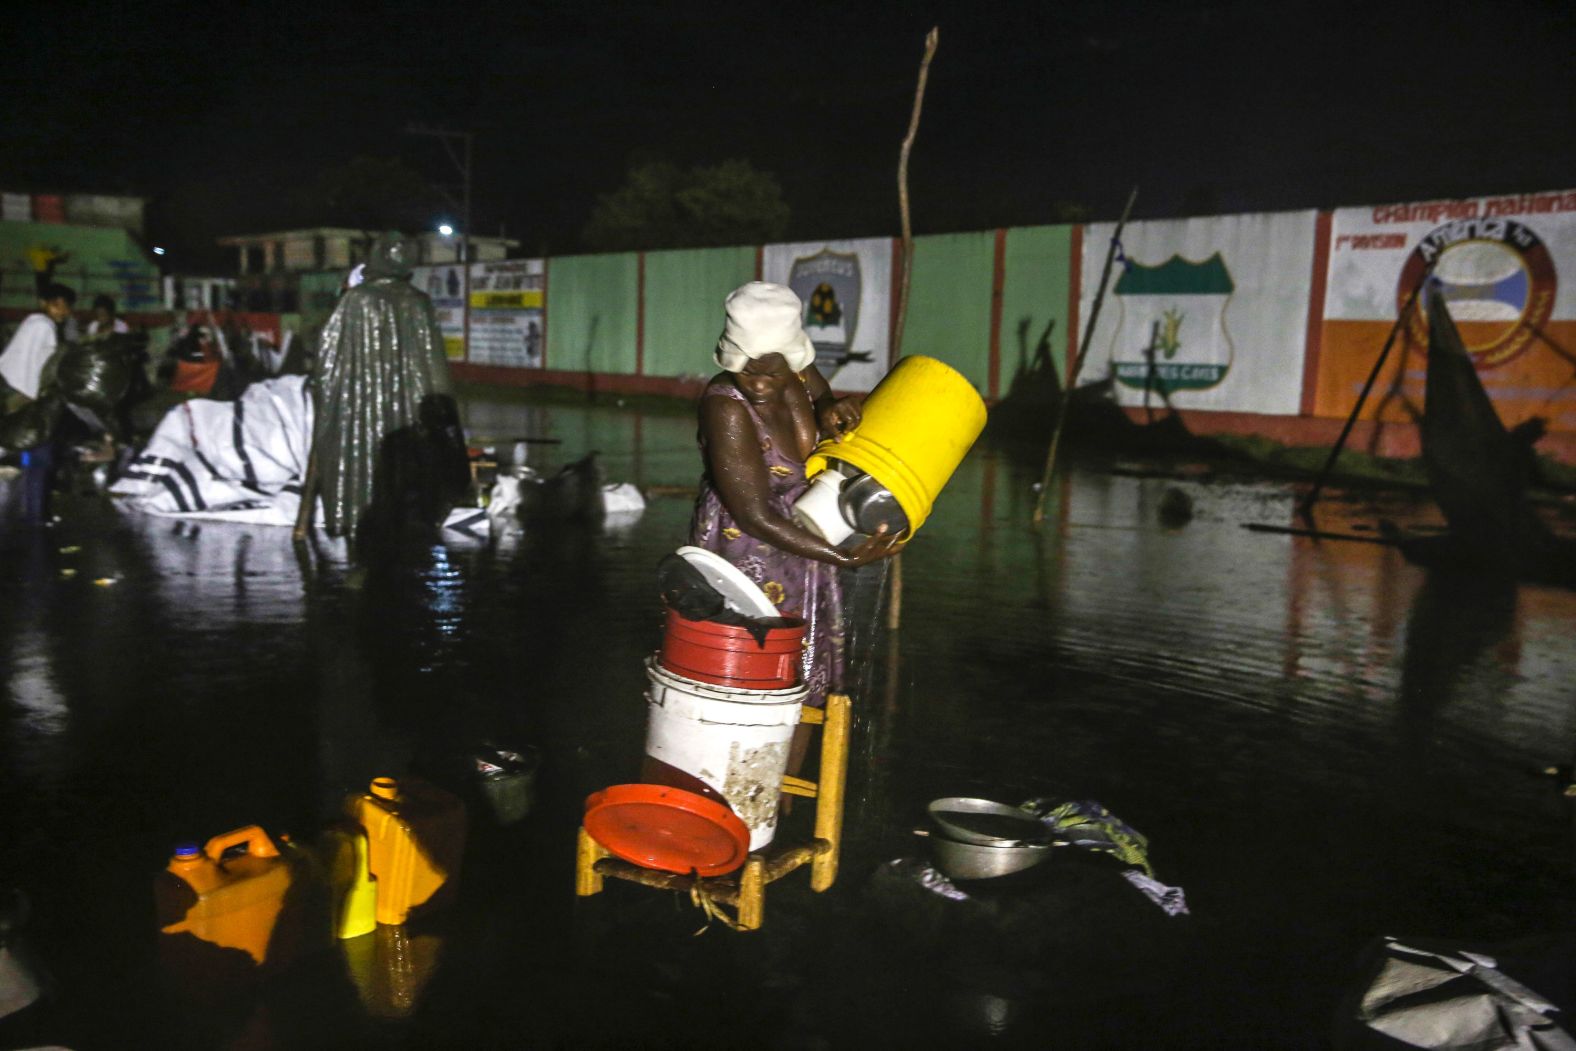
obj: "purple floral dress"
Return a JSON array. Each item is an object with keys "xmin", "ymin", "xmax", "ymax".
[{"xmin": 689, "ymin": 381, "xmax": 844, "ymax": 707}]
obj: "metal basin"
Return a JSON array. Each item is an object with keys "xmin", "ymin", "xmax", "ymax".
[
  {"xmin": 929, "ymin": 833, "xmax": 1054, "ymax": 881},
  {"xmin": 928, "ymin": 797, "xmax": 1051, "ymax": 846}
]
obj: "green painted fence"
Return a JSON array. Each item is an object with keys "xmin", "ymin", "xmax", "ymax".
[
  {"xmin": 900, "ymin": 231, "xmax": 999, "ymax": 392},
  {"xmin": 1000, "ymin": 225, "xmax": 1074, "ymax": 390},
  {"xmin": 642, "ymin": 246, "xmax": 757, "ymax": 379},
  {"xmin": 544, "ymin": 253, "xmax": 639, "ymax": 375}
]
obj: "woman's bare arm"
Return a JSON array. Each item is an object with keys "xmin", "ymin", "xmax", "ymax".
[{"xmin": 702, "ymin": 395, "xmax": 897, "ymax": 567}]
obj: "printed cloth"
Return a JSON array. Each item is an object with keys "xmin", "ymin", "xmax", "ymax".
[{"xmin": 689, "ymin": 380, "xmax": 843, "ymax": 707}]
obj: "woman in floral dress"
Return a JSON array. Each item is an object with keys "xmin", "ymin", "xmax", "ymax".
[{"xmin": 689, "ymin": 283, "xmax": 900, "ymax": 716}]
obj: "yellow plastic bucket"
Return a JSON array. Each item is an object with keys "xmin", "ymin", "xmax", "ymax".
[{"xmin": 805, "ymin": 355, "xmax": 987, "ymax": 538}]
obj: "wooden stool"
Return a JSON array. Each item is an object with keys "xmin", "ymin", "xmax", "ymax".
[{"xmin": 575, "ymin": 693, "xmax": 851, "ymax": 931}]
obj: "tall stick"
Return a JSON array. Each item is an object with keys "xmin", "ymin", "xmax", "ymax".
[
  {"xmin": 887, "ymin": 26, "xmax": 939, "ymax": 631},
  {"xmin": 293, "ymin": 382, "xmax": 319, "ymax": 542},
  {"xmin": 1297, "ymin": 267, "xmax": 1431, "ymax": 520},
  {"xmin": 1032, "ymin": 186, "xmax": 1138, "ymax": 525},
  {"xmin": 292, "ymin": 450, "xmax": 318, "ymax": 542},
  {"xmin": 892, "ymin": 26, "xmax": 939, "ymax": 360}
]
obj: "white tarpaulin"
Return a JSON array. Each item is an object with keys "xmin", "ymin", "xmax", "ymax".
[
  {"xmin": 1080, "ymin": 211, "xmax": 1318, "ymax": 416},
  {"xmin": 110, "ymin": 376, "xmax": 488, "ymax": 538},
  {"xmin": 761, "ymin": 237, "xmax": 892, "ymax": 392},
  {"xmin": 112, "ymin": 376, "xmax": 313, "ymax": 523},
  {"xmin": 1315, "ymin": 189, "xmax": 1576, "ymax": 431}
]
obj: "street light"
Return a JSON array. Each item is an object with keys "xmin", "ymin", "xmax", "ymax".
[
  {"xmin": 437, "ymin": 224, "xmax": 454, "ymax": 237},
  {"xmin": 406, "ymin": 124, "xmax": 475, "ymax": 356}
]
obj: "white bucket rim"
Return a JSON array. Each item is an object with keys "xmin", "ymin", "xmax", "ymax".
[{"xmin": 646, "ymin": 684, "xmax": 805, "ymax": 728}]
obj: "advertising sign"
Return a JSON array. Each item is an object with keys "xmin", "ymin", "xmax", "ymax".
[
  {"xmin": 1316, "ymin": 189, "xmax": 1576, "ymax": 432},
  {"xmin": 411, "ymin": 263, "xmax": 468, "ymax": 361},
  {"xmin": 1081, "ymin": 211, "xmax": 1318, "ymax": 415},
  {"xmin": 762, "ymin": 238, "xmax": 892, "ymax": 392},
  {"xmin": 466, "ymin": 259, "xmax": 545, "ymax": 369}
]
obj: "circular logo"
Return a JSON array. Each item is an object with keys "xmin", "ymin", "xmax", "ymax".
[{"xmin": 1397, "ymin": 217, "xmax": 1556, "ymax": 369}]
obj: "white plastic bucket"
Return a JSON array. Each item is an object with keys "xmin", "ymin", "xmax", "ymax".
[{"xmin": 642, "ymin": 657, "xmax": 806, "ymax": 850}]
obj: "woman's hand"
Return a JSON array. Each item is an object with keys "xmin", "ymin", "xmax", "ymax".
[
  {"xmin": 840, "ymin": 524, "xmax": 904, "ymax": 567},
  {"xmin": 816, "ymin": 396, "xmax": 862, "ymax": 441}
]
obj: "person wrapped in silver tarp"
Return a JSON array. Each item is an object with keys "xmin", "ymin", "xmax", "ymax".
[{"xmin": 304, "ymin": 232, "xmax": 468, "ymax": 545}]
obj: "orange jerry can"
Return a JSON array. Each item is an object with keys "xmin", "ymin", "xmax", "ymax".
[
  {"xmin": 155, "ymin": 826, "xmax": 294, "ymax": 966},
  {"xmin": 348, "ymin": 777, "xmax": 466, "ymax": 926}
]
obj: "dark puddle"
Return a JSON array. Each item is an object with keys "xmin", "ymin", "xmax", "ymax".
[{"xmin": 1, "ymin": 396, "xmax": 1574, "ymax": 1048}]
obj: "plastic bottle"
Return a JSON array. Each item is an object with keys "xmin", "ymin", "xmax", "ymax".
[{"xmin": 346, "ymin": 778, "xmax": 466, "ymax": 926}]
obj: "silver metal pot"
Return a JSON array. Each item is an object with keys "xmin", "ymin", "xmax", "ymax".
[
  {"xmin": 928, "ymin": 797, "xmax": 1051, "ymax": 846},
  {"xmin": 837, "ymin": 471, "xmax": 910, "ymax": 538},
  {"xmin": 928, "ymin": 833, "xmax": 1055, "ymax": 881}
]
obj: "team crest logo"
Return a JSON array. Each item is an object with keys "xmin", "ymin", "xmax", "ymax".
[
  {"xmin": 1397, "ymin": 218, "xmax": 1556, "ymax": 369},
  {"xmin": 787, "ymin": 249, "xmax": 872, "ymax": 376},
  {"xmin": 1109, "ymin": 253, "xmax": 1235, "ymax": 393}
]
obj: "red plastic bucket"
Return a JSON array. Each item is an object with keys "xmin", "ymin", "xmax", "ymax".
[{"xmin": 659, "ymin": 608, "xmax": 806, "ymax": 689}]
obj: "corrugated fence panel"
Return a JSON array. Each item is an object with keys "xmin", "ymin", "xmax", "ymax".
[
  {"xmin": 1001, "ymin": 225, "xmax": 1074, "ymax": 391},
  {"xmin": 545, "ymin": 253, "xmax": 639, "ymax": 375},
  {"xmin": 643, "ymin": 246, "xmax": 757, "ymax": 379},
  {"xmin": 901, "ymin": 231, "xmax": 997, "ymax": 391}
]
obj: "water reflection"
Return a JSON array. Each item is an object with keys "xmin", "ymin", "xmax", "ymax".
[{"xmin": 1, "ymin": 393, "xmax": 1573, "ymax": 1047}]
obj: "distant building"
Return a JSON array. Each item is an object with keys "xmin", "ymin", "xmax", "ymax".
[
  {"xmin": 217, "ymin": 228, "xmax": 519, "ymax": 275},
  {"xmin": 1, "ymin": 189, "xmax": 160, "ymax": 314},
  {"xmin": 1, "ymin": 190, "xmax": 147, "ymax": 236}
]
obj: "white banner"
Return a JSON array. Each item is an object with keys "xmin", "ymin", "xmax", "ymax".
[
  {"xmin": 1081, "ymin": 211, "xmax": 1317, "ymax": 415},
  {"xmin": 465, "ymin": 259, "xmax": 545, "ymax": 369},
  {"xmin": 1316, "ymin": 189, "xmax": 1576, "ymax": 428},
  {"xmin": 761, "ymin": 237, "xmax": 892, "ymax": 392},
  {"xmin": 410, "ymin": 263, "xmax": 467, "ymax": 361},
  {"xmin": 1324, "ymin": 189, "xmax": 1576, "ymax": 324}
]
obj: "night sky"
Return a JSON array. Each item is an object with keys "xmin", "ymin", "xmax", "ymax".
[{"xmin": 6, "ymin": 0, "xmax": 1573, "ymax": 270}]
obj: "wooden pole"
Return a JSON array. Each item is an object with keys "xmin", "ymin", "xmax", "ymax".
[
  {"xmin": 292, "ymin": 450, "xmax": 318, "ymax": 542},
  {"xmin": 810, "ymin": 693, "xmax": 852, "ymax": 892},
  {"xmin": 1297, "ymin": 268, "xmax": 1430, "ymax": 520},
  {"xmin": 886, "ymin": 26, "xmax": 938, "ymax": 632},
  {"xmin": 736, "ymin": 856, "xmax": 766, "ymax": 931},
  {"xmin": 575, "ymin": 826, "xmax": 607, "ymax": 897},
  {"xmin": 885, "ymin": 554, "xmax": 903, "ymax": 631},
  {"xmin": 1032, "ymin": 186, "xmax": 1138, "ymax": 526},
  {"xmin": 892, "ymin": 27, "xmax": 939, "ymax": 361}
]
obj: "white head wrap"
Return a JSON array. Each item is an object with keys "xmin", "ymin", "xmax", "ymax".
[{"xmin": 714, "ymin": 281, "xmax": 815, "ymax": 373}]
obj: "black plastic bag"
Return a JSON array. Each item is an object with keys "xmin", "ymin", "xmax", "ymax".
[
  {"xmin": 53, "ymin": 342, "xmax": 132, "ymax": 418},
  {"xmin": 0, "ymin": 397, "xmax": 63, "ymax": 451}
]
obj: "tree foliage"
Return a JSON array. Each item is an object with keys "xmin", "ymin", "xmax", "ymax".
[
  {"xmin": 581, "ymin": 159, "xmax": 790, "ymax": 252},
  {"xmin": 312, "ymin": 156, "xmax": 443, "ymax": 234}
]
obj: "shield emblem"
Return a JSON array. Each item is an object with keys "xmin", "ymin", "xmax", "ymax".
[
  {"xmin": 1108, "ymin": 252, "xmax": 1235, "ymax": 396},
  {"xmin": 787, "ymin": 249, "xmax": 869, "ymax": 376}
]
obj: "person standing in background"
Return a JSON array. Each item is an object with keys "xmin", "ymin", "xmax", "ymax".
[
  {"xmin": 1, "ymin": 284, "xmax": 75, "ymax": 404},
  {"xmin": 25, "ymin": 245, "xmax": 69, "ymax": 297},
  {"xmin": 0, "ymin": 283, "xmax": 76, "ymax": 523},
  {"xmin": 86, "ymin": 295, "xmax": 130, "ymax": 339}
]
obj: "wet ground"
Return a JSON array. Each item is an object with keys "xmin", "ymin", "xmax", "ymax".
[{"xmin": 2, "ymin": 393, "xmax": 1575, "ymax": 1049}]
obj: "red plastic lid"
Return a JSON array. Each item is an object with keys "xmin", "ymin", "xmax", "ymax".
[{"xmin": 584, "ymin": 784, "xmax": 751, "ymax": 877}]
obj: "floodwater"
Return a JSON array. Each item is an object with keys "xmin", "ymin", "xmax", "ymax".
[{"xmin": 2, "ymin": 393, "xmax": 1575, "ymax": 1050}]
